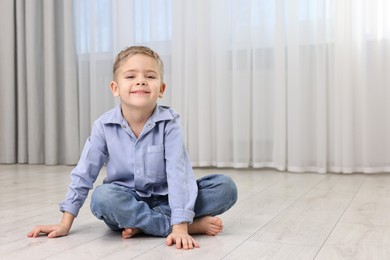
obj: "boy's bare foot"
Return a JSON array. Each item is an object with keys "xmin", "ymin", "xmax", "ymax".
[
  {"xmin": 188, "ymin": 216, "xmax": 223, "ymax": 236},
  {"xmin": 122, "ymin": 228, "xmax": 141, "ymax": 239}
]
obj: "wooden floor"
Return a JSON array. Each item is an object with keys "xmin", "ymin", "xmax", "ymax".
[{"xmin": 1, "ymin": 165, "xmax": 390, "ymax": 260}]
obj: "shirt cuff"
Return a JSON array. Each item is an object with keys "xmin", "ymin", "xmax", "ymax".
[
  {"xmin": 171, "ymin": 209, "xmax": 195, "ymax": 225},
  {"xmin": 59, "ymin": 202, "xmax": 80, "ymax": 217}
]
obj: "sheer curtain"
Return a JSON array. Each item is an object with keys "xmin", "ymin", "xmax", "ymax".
[
  {"xmin": 172, "ymin": 0, "xmax": 390, "ymax": 173},
  {"xmin": 0, "ymin": 0, "xmax": 79, "ymax": 164},
  {"xmin": 74, "ymin": 0, "xmax": 390, "ymax": 173}
]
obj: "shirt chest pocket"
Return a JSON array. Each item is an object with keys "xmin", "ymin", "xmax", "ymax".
[{"xmin": 145, "ymin": 145, "xmax": 166, "ymax": 183}]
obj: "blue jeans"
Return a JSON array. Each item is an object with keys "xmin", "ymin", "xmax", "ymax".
[{"xmin": 90, "ymin": 174, "xmax": 237, "ymax": 237}]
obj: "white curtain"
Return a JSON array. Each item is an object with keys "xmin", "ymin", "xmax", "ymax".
[
  {"xmin": 2, "ymin": 0, "xmax": 389, "ymax": 173},
  {"xmin": 0, "ymin": 0, "xmax": 79, "ymax": 164},
  {"xmin": 74, "ymin": 0, "xmax": 389, "ymax": 173},
  {"xmin": 175, "ymin": 0, "xmax": 390, "ymax": 173}
]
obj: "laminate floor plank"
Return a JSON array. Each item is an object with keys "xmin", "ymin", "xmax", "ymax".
[
  {"xmin": 314, "ymin": 174, "xmax": 390, "ymax": 260},
  {"xmin": 249, "ymin": 174, "xmax": 366, "ymax": 247},
  {"xmin": 223, "ymin": 240, "xmax": 318, "ymax": 260}
]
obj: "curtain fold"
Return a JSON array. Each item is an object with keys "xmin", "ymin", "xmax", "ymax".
[
  {"xmin": 0, "ymin": 0, "xmax": 17, "ymax": 163},
  {"xmin": 0, "ymin": 0, "xmax": 79, "ymax": 164}
]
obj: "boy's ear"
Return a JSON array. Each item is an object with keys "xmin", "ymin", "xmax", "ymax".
[
  {"xmin": 110, "ymin": 81, "xmax": 120, "ymax": 97},
  {"xmin": 159, "ymin": 83, "xmax": 166, "ymax": 98}
]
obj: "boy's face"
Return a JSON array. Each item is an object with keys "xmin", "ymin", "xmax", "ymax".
[{"xmin": 110, "ymin": 54, "xmax": 165, "ymax": 111}]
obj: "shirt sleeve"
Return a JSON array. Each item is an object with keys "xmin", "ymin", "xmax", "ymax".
[
  {"xmin": 59, "ymin": 120, "xmax": 108, "ymax": 217},
  {"xmin": 164, "ymin": 114, "xmax": 198, "ymax": 225}
]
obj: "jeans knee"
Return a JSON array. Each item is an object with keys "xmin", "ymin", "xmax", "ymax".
[
  {"xmin": 205, "ymin": 174, "xmax": 238, "ymax": 209},
  {"xmin": 90, "ymin": 185, "xmax": 114, "ymax": 215},
  {"xmin": 219, "ymin": 175, "xmax": 238, "ymax": 206}
]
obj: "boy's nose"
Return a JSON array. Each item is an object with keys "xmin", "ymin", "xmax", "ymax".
[{"xmin": 136, "ymin": 81, "xmax": 146, "ymax": 86}]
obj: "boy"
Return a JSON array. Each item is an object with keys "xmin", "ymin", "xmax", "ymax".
[{"xmin": 28, "ymin": 46, "xmax": 237, "ymax": 250}]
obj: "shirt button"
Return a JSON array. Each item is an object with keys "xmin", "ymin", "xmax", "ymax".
[
  {"xmin": 122, "ymin": 124, "xmax": 126, "ymax": 128},
  {"xmin": 147, "ymin": 123, "xmax": 152, "ymax": 128}
]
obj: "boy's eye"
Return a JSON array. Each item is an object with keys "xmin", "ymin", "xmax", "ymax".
[
  {"xmin": 126, "ymin": 75, "xmax": 135, "ymax": 79},
  {"xmin": 146, "ymin": 75, "xmax": 156, "ymax": 79}
]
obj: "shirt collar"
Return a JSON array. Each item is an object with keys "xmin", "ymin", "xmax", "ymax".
[{"xmin": 102, "ymin": 104, "xmax": 173, "ymax": 125}]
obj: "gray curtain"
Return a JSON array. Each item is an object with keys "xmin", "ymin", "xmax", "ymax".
[{"xmin": 0, "ymin": 0, "xmax": 79, "ymax": 164}]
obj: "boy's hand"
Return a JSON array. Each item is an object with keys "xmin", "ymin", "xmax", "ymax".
[
  {"xmin": 28, "ymin": 212, "xmax": 75, "ymax": 238},
  {"xmin": 166, "ymin": 223, "xmax": 199, "ymax": 250},
  {"xmin": 27, "ymin": 223, "xmax": 70, "ymax": 238}
]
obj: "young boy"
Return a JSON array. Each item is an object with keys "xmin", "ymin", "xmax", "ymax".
[{"xmin": 28, "ymin": 46, "xmax": 237, "ymax": 250}]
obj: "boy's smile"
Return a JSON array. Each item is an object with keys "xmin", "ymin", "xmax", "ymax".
[{"xmin": 131, "ymin": 90, "xmax": 150, "ymax": 94}]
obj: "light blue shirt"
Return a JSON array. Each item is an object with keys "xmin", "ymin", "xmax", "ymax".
[{"xmin": 59, "ymin": 105, "xmax": 198, "ymax": 225}]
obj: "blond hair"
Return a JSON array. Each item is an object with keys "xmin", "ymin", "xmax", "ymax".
[{"xmin": 113, "ymin": 46, "xmax": 164, "ymax": 81}]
